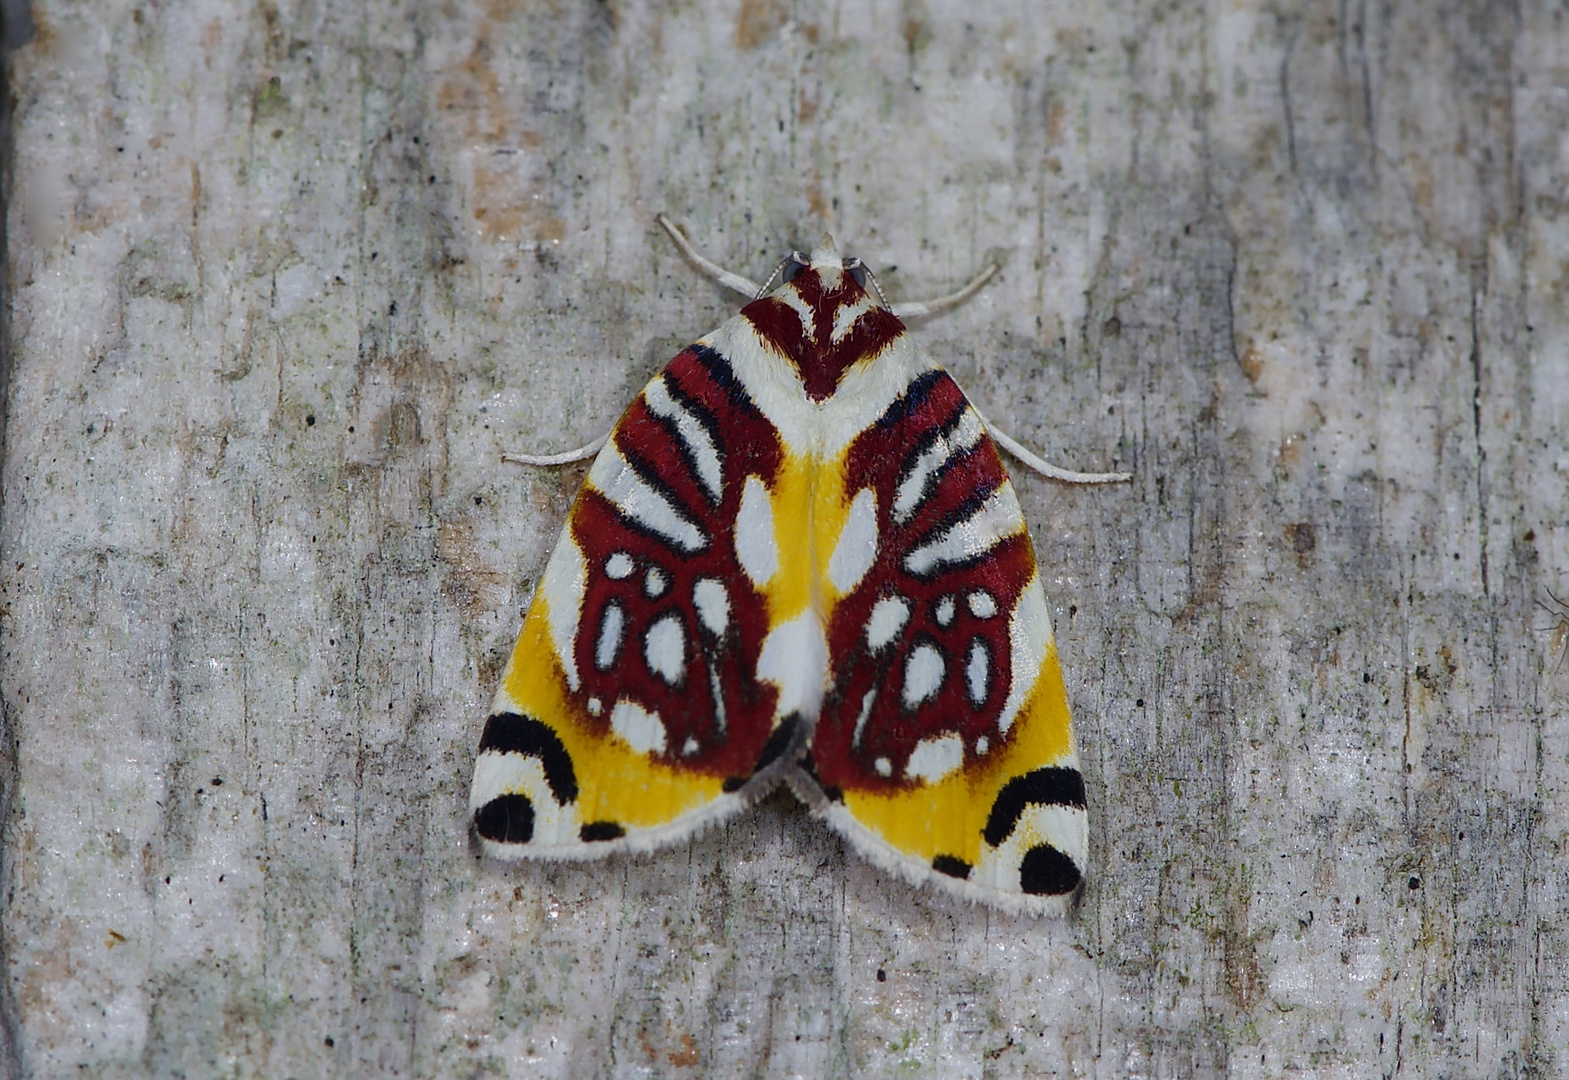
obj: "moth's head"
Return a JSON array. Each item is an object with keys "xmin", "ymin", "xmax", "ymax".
[{"xmin": 766, "ymin": 233, "xmax": 884, "ymax": 305}]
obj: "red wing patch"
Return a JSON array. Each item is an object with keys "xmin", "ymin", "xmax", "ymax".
[
  {"xmin": 567, "ymin": 346, "xmax": 790, "ymax": 780},
  {"xmin": 800, "ymin": 367, "xmax": 1087, "ymax": 911},
  {"xmin": 812, "ymin": 370, "xmax": 1032, "ymax": 789}
]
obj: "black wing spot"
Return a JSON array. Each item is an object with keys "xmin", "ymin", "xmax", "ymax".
[
  {"xmin": 474, "ymin": 794, "xmax": 535, "ymax": 844},
  {"xmin": 478, "ymin": 712, "xmax": 579, "ymax": 804},
  {"xmin": 982, "ymin": 767, "xmax": 1086, "ymax": 847},
  {"xmin": 721, "ymin": 776, "xmax": 746, "ymax": 793},
  {"xmin": 932, "ymin": 854, "xmax": 972, "ymax": 879},
  {"xmin": 1019, "ymin": 845, "xmax": 1081, "ymax": 896},
  {"xmin": 579, "ymin": 821, "xmax": 626, "ymax": 842}
]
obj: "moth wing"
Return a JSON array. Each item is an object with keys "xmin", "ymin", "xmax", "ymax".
[
  {"xmin": 470, "ymin": 343, "xmax": 804, "ymax": 858},
  {"xmin": 799, "ymin": 369, "xmax": 1088, "ymax": 914}
]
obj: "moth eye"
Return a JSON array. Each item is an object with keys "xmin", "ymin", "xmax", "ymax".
[
  {"xmin": 780, "ymin": 253, "xmax": 810, "ymax": 283},
  {"xmin": 844, "ymin": 259, "xmax": 868, "ymax": 288}
]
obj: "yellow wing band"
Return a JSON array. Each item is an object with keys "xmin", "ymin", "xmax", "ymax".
[
  {"xmin": 835, "ymin": 641, "xmax": 1075, "ymax": 866},
  {"xmin": 497, "ymin": 598, "xmax": 726, "ymax": 829}
]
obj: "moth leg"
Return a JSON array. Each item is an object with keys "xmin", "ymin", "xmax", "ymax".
[
  {"xmin": 657, "ymin": 214, "xmax": 762, "ymax": 298},
  {"xmin": 889, "ymin": 262, "xmax": 1001, "ymax": 319},
  {"xmin": 502, "ymin": 432, "xmax": 609, "ymax": 467},
  {"xmin": 980, "ymin": 414, "xmax": 1132, "ymax": 484}
]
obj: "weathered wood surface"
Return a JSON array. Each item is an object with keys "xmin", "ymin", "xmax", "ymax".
[{"xmin": 2, "ymin": 1, "xmax": 1566, "ymax": 1076}]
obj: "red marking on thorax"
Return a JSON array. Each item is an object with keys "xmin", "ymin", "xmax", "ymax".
[{"xmin": 742, "ymin": 270, "xmax": 906, "ymax": 401}]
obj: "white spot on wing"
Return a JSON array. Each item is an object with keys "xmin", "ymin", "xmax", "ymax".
[
  {"xmin": 644, "ymin": 567, "xmax": 668, "ymax": 597},
  {"xmin": 693, "ymin": 578, "xmax": 730, "ymax": 637},
  {"xmin": 966, "ymin": 640, "xmax": 990, "ymax": 705},
  {"xmin": 588, "ymin": 443, "xmax": 707, "ymax": 552},
  {"xmin": 975, "ymin": 736, "xmax": 989, "ymax": 755},
  {"xmin": 851, "ymin": 687, "xmax": 877, "ymax": 748},
  {"xmin": 968, "ymin": 590, "xmax": 998, "ymax": 618},
  {"xmin": 903, "ymin": 484, "xmax": 1026, "ymax": 576},
  {"xmin": 865, "ymin": 596, "xmax": 910, "ymax": 652},
  {"xmin": 905, "ymin": 733, "xmax": 965, "ymax": 784},
  {"xmin": 604, "ymin": 552, "xmax": 634, "ymax": 579},
  {"xmin": 893, "ymin": 407, "xmax": 985, "ymax": 524},
  {"xmin": 827, "ymin": 487, "xmax": 879, "ymax": 594},
  {"xmin": 735, "ymin": 475, "xmax": 779, "ymax": 586},
  {"xmin": 708, "ymin": 667, "xmax": 728, "ymax": 734},
  {"xmin": 874, "ymin": 757, "xmax": 892, "ymax": 777},
  {"xmin": 644, "ymin": 614, "xmax": 686, "ymax": 685},
  {"xmin": 643, "ymin": 374, "xmax": 724, "ymax": 504},
  {"xmin": 587, "ymin": 697, "xmax": 603, "ymax": 716},
  {"xmin": 935, "ymin": 595, "xmax": 956, "ymax": 626},
  {"xmin": 610, "ymin": 699, "xmax": 667, "ymax": 755},
  {"xmin": 682, "ymin": 736, "xmax": 700, "ymax": 756},
  {"xmin": 902, "ymin": 643, "xmax": 945, "ymax": 709},
  {"xmin": 755, "ymin": 609, "xmax": 828, "ymax": 721},
  {"xmin": 594, "ymin": 602, "xmax": 625, "ymax": 671}
]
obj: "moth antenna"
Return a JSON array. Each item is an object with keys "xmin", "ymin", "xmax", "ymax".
[
  {"xmin": 858, "ymin": 265, "xmax": 892, "ymax": 309},
  {"xmin": 890, "ymin": 262, "xmax": 1002, "ymax": 319},
  {"xmin": 754, "ymin": 254, "xmax": 794, "ymax": 299},
  {"xmin": 657, "ymin": 214, "xmax": 762, "ymax": 298},
  {"xmin": 980, "ymin": 413, "xmax": 1132, "ymax": 484},
  {"xmin": 502, "ymin": 432, "xmax": 609, "ymax": 467}
]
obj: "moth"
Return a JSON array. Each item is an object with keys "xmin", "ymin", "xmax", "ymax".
[{"xmin": 469, "ymin": 217, "xmax": 1128, "ymax": 914}]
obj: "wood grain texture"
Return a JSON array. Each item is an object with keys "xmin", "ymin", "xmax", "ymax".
[{"xmin": 2, "ymin": 1, "xmax": 1566, "ymax": 1076}]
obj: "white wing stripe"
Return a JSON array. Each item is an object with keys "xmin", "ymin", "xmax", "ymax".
[
  {"xmin": 998, "ymin": 575, "xmax": 1053, "ymax": 735},
  {"xmin": 903, "ymin": 484, "xmax": 1026, "ymax": 576},
  {"xmin": 643, "ymin": 375, "xmax": 725, "ymax": 504},
  {"xmin": 588, "ymin": 443, "xmax": 707, "ymax": 552},
  {"xmin": 893, "ymin": 407, "xmax": 985, "ymax": 523}
]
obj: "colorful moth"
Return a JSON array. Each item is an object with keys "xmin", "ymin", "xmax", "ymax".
[{"xmin": 469, "ymin": 217, "xmax": 1128, "ymax": 914}]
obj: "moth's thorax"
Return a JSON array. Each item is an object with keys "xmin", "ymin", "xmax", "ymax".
[{"xmin": 742, "ymin": 268, "xmax": 906, "ymax": 402}]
